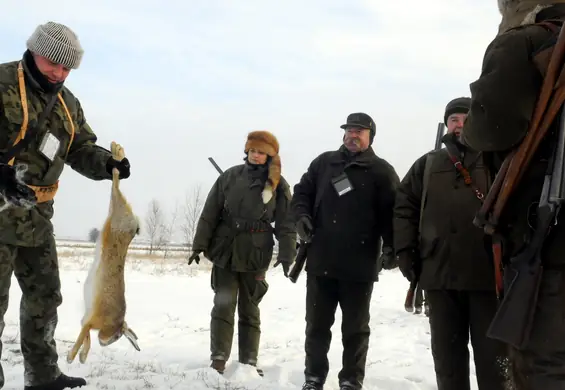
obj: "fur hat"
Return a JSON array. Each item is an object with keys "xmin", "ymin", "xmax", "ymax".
[
  {"xmin": 244, "ymin": 130, "xmax": 281, "ymax": 204},
  {"xmin": 497, "ymin": 0, "xmax": 565, "ymax": 34}
]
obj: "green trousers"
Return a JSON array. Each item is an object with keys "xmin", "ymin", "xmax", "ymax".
[{"xmin": 209, "ymin": 265, "xmax": 269, "ymax": 365}]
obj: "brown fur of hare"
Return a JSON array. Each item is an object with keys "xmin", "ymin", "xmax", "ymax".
[{"xmin": 67, "ymin": 141, "xmax": 141, "ymax": 364}]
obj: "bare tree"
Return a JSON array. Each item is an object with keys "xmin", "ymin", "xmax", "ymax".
[
  {"xmin": 181, "ymin": 184, "xmax": 204, "ymax": 250},
  {"xmin": 145, "ymin": 198, "xmax": 167, "ymax": 254},
  {"xmin": 88, "ymin": 228, "xmax": 100, "ymax": 243},
  {"xmin": 162, "ymin": 201, "xmax": 180, "ymax": 259}
]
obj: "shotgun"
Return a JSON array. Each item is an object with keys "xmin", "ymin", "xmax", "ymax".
[
  {"xmin": 487, "ymin": 106, "xmax": 565, "ymax": 349},
  {"xmin": 404, "ymin": 122, "xmax": 445, "ymax": 312}
]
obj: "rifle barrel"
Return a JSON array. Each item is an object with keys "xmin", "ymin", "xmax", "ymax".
[
  {"xmin": 434, "ymin": 123, "xmax": 445, "ymax": 150},
  {"xmin": 208, "ymin": 157, "xmax": 223, "ymax": 175},
  {"xmin": 550, "ymin": 108, "xmax": 565, "ymax": 203}
]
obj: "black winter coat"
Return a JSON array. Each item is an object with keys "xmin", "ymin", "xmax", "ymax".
[{"xmin": 291, "ymin": 145, "xmax": 399, "ymax": 282}]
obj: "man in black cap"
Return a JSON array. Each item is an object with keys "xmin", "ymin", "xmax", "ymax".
[
  {"xmin": 291, "ymin": 112, "xmax": 400, "ymax": 390},
  {"xmin": 393, "ymin": 97, "xmax": 512, "ymax": 389}
]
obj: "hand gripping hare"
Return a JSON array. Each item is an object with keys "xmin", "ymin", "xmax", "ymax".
[{"xmin": 67, "ymin": 142, "xmax": 141, "ymax": 364}]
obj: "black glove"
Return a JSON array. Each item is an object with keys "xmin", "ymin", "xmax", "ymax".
[
  {"xmin": 0, "ymin": 164, "xmax": 37, "ymax": 207},
  {"xmin": 273, "ymin": 259, "xmax": 291, "ymax": 277},
  {"xmin": 296, "ymin": 215, "xmax": 313, "ymax": 243},
  {"xmin": 397, "ymin": 249, "xmax": 421, "ymax": 282},
  {"xmin": 106, "ymin": 157, "xmax": 131, "ymax": 179},
  {"xmin": 379, "ymin": 246, "xmax": 397, "ymax": 270},
  {"xmin": 188, "ymin": 251, "xmax": 201, "ymax": 265}
]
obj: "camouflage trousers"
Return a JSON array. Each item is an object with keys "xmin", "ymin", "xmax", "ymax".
[
  {"xmin": 209, "ymin": 265, "xmax": 269, "ymax": 364},
  {"xmin": 0, "ymin": 235, "xmax": 62, "ymax": 388}
]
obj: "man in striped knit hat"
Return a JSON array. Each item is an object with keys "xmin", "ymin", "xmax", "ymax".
[{"xmin": 0, "ymin": 22, "xmax": 131, "ymax": 389}]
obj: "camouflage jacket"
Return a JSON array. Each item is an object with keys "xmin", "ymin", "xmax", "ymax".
[
  {"xmin": 192, "ymin": 162, "xmax": 297, "ymax": 273},
  {"xmin": 0, "ymin": 59, "xmax": 112, "ymax": 247}
]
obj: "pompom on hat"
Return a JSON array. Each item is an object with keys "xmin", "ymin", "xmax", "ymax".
[
  {"xmin": 244, "ymin": 130, "xmax": 281, "ymax": 204},
  {"xmin": 26, "ymin": 21, "xmax": 84, "ymax": 69}
]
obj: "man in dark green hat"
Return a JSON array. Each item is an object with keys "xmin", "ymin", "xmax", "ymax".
[{"xmin": 394, "ymin": 97, "xmax": 511, "ymax": 389}]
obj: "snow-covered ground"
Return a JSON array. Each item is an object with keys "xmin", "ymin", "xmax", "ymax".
[{"xmin": 0, "ymin": 253, "xmax": 480, "ymax": 390}]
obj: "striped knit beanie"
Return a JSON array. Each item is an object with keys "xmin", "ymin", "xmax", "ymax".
[{"xmin": 26, "ymin": 21, "xmax": 84, "ymax": 69}]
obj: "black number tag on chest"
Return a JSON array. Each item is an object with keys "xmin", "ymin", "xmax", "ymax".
[{"xmin": 332, "ymin": 172, "xmax": 354, "ymax": 196}]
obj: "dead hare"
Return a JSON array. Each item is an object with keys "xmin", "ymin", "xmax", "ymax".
[{"xmin": 67, "ymin": 141, "xmax": 141, "ymax": 364}]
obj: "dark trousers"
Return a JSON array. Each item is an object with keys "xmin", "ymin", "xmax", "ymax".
[
  {"xmin": 427, "ymin": 290, "xmax": 512, "ymax": 390},
  {"xmin": 508, "ymin": 269, "xmax": 565, "ymax": 389},
  {"xmin": 304, "ymin": 274, "xmax": 373, "ymax": 389}
]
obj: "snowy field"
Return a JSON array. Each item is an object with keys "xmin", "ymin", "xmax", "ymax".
[{"xmin": 0, "ymin": 247, "xmax": 480, "ymax": 390}]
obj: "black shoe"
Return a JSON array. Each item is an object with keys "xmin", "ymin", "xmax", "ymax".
[
  {"xmin": 24, "ymin": 373, "xmax": 86, "ymax": 390},
  {"xmin": 339, "ymin": 380, "xmax": 361, "ymax": 390},
  {"xmin": 302, "ymin": 380, "xmax": 323, "ymax": 390},
  {"xmin": 210, "ymin": 359, "xmax": 226, "ymax": 374}
]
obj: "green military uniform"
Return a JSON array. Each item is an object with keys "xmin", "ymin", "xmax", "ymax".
[
  {"xmin": 192, "ymin": 158, "xmax": 296, "ymax": 369},
  {"xmin": 0, "ymin": 56, "xmax": 112, "ymax": 388}
]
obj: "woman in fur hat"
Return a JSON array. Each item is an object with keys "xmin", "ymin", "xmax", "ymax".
[
  {"xmin": 188, "ymin": 130, "xmax": 297, "ymax": 376},
  {"xmin": 461, "ymin": 1, "xmax": 565, "ymax": 388}
]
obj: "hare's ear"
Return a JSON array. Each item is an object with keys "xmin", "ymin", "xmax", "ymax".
[{"xmin": 124, "ymin": 327, "xmax": 140, "ymax": 351}]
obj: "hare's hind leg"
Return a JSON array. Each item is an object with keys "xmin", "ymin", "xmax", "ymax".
[
  {"xmin": 78, "ymin": 330, "xmax": 92, "ymax": 363},
  {"xmin": 67, "ymin": 323, "xmax": 91, "ymax": 363}
]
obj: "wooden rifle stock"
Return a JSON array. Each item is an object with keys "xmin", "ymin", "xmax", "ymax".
[{"xmin": 404, "ymin": 279, "xmax": 417, "ymax": 312}]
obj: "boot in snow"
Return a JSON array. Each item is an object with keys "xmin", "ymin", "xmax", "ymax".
[{"xmin": 24, "ymin": 373, "xmax": 86, "ymax": 390}]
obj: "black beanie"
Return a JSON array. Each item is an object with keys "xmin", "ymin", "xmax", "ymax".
[{"xmin": 444, "ymin": 97, "xmax": 471, "ymax": 125}]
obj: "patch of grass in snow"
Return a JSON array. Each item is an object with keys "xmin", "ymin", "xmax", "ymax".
[
  {"xmin": 196, "ymin": 370, "xmax": 258, "ymax": 390},
  {"xmin": 56, "ymin": 247, "xmax": 214, "ymax": 277}
]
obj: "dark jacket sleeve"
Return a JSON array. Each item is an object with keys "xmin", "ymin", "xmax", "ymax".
[
  {"xmin": 393, "ymin": 153, "xmax": 429, "ymax": 256},
  {"xmin": 273, "ymin": 177, "xmax": 297, "ymax": 263},
  {"xmin": 377, "ymin": 160, "xmax": 400, "ymax": 249},
  {"xmin": 461, "ymin": 28, "xmax": 546, "ymax": 152},
  {"xmin": 192, "ymin": 175, "xmax": 226, "ymax": 252},
  {"xmin": 290, "ymin": 154, "xmax": 323, "ymax": 221},
  {"xmin": 65, "ymin": 98, "xmax": 113, "ymax": 180}
]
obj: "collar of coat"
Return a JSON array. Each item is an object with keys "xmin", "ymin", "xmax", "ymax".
[
  {"xmin": 498, "ymin": 1, "xmax": 565, "ymax": 35},
  {"xmin": 331, "ymin": 144, "xmax": 378, "ymax": 167}
]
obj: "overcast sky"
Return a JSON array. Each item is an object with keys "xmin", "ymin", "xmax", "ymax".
[{"xmin": 0, "ymin": 0, "xmax": 501, "ymax": 241}]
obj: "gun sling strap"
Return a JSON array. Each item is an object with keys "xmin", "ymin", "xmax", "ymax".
[
  {"xmin": 1, "ymin": 61, "xmax": 76, "ymax": 203},
  {"xmin": 478, "ymin": 19, "xmax": 565, "ymax": 299},
  {"xmin": 443, "ymin": 142, "xmax": 486, "ymax": 202}
]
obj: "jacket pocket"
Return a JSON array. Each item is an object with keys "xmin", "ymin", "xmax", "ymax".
[
  {"xmin": 251, "ymin": 279, "xmax": 269, "ymax": 304},
  {"xmin": 235, "ymin": 232, "xmax": 274, "ymax": 271},
  {"xmin": 207, "ymin": 235, "xmax": 228, "ymax": 262},
  {"xmin": 419, "ymin": 236, "xmax": 439, "ymax": 259}
]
